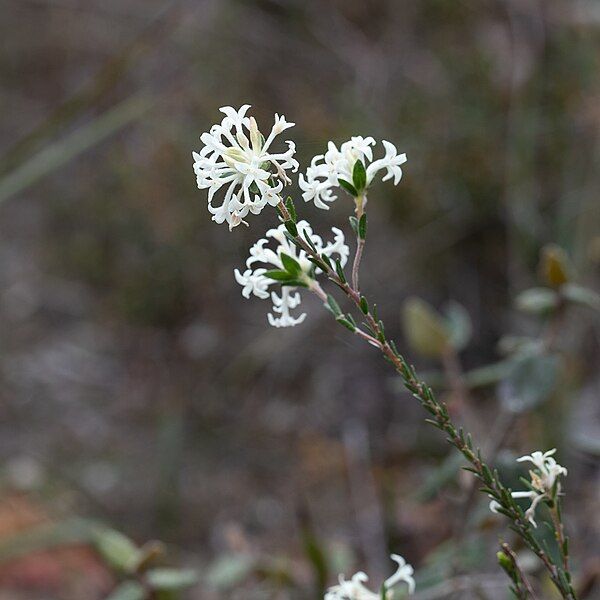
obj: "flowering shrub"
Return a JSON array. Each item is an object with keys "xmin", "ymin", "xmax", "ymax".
[{"xmin": 193, "ymin": 105, "xmax": 589, "ymax": 600}]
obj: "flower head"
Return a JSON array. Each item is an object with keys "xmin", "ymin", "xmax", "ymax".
[
  {"xmin": 489, "ymin": 448, "xmax": 567, "ymax": 527},
  {"xmin": 234, "ymin": 220, "xmax": 349, "ymax": 327},
  {"xmin": 325, "ymin": 554, "xmax": 415, "ymax": 600},
  {"xmin": 300, "ymin": 137, "xmax": 407, "ymax": 210},
  {"xmin": 192, "ymin": 105, "xmax": 298, "ymax": 229}
]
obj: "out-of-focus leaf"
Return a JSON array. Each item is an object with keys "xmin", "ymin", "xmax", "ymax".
[
  {"xmin": 206, "ymin": 553, "xmax": 256, "ymax": 590},
  {"xmin": 402, "ymin": 297, "xmax": 450, "ymax": 358},
  {"xmin": 498, "ymin": 353, "xmax": 559, "ymax": 413},
  {"xmin": 133, "ymin": 541, "xmax": 165, "ymax": 573},
  {"xmin": 92, "ymin": 526, "xmax": 141, "ymax": 574},
  {"xmin": 539, "ymin": 244, "xmax": 570, "ymax": 288},
  {"xmin": 0, "ymin": 94, "xmax": 152, "ymax": 205},
  {"xmin": 146, "ymin": 568, "xmax": 198, "ymax": 590},
  {"xmin": 105, "ymin": 581, "xmax": 145, "ymax": 600},
  {"xmin": 298, "ymin": 508, "xmax": 328, "ymax": 596},
  {"xmin": 562, "ymin": 284, "xmax": 600, "ymax": 311},
  {"xmin": 497, "ymin": 335, "xmax": 542, "ymax": 356},
  {"xmin": 463, "ymin": 360, "xmax": 514, "ymax": 388},
  {"xmin": 515, "ymin": 287, "xmax": 559, "ymax": 314},
  {"xmin": 444, "ymin": 301, "xmax": 472, "ymax": 351}
]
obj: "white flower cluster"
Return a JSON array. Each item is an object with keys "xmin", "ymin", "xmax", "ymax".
[
  {"xmin": 490, "ymin": 448, "xmax": 567, "ymax": 527},
  {"xmin": 192, "ymin": 105, "xmax": 298, "ymax": 230},
  {"xmin": 234, "ymin": 220, "xmax": 349, "ymax": 327},
  {"xmin": 299, "ymin": 137, "xmax": 407, "ymax": 210},
  {"xmin": 325, "ymin": 554, "xmax": 415, "ymax": 600}
]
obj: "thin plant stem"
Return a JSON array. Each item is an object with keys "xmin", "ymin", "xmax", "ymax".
[
  {"xmin": 500, "ymin": 542, "xmax": 539, "ymax": 600},
  {"xmin": 352, "ymin": 193, "xmax": 366, "ymax": 291}
]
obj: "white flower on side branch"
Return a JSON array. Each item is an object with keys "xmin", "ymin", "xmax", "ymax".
[
  {"xmin": 325, "ymin": 554, "xmax": 415, "ymax": 599},
  {"xmin": 489, "ymin": 448, "xmax": 567, "ymax": 527},
  {"xmin": 192, "ymin": 105, "xmax": 298, "ymax": 229},
  {"xmin": 299, "ymin": 137, "xmax": 407, "ymax": 210},
  {"xmin": 234, "ymin": 220, "xmax": 349, "ymax": 327}
]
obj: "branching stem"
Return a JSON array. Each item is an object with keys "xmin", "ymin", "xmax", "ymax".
[{"xmin": 275, "ymin": 198, "xmax": 577, "ymax": 600}]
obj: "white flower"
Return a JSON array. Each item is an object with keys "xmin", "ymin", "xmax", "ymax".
[
  {"xmin": 325, "ymin": 554, "xmax": 415, "ymax": 600},
  {"xmin": 234, "ymin": 220, "xmax": 349, "ymax": 327},
  {"xmin": 299, "ymin": 137, "xmax": 407, "ymax": 210},
  {"xmin": 192, "ymin": 105, "xmax": 298, "ymax": 229},
  {"xmin": 489, "ymin": 448, "xmax": 567, "ymax": 527}
]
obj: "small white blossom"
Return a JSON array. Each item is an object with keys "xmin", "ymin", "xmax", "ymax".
[
  {"xmin": 325, "ymin": 554, "xmax": 415, "ymax": 600},
  {"xmin": 489, "ymin": 448, "xmax": 567, "ymax": 527},
  {"xmin": 234, "ymin": 220, "xmax": 349, "ymax": 327},
  {"xmin": 192, "ymin": 105, "xmax": 298, "ymax": 229},
  {"xmin": 299, "ymin": 137, "xmax": 407, "ymax": 210}
]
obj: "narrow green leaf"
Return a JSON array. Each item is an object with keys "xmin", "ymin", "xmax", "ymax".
[
  {"xmin": 326, "ymin": 294, "xmax": 342, "ymax": 317},
  {"xmin": 283, "ymin": 231, "xmax": 302, "ymax": 248},
  {"xmin": 285, "ymin": 196, "xmax": 297, "ymax": 222},
  {"xmin": 335, "ymin": 259, "xmax": 346, "ymax": 283},
  {"xmin": 352, "ymin": 159, "xmax": 367, "ymax": 192},
  {"xmin": 359, "ymin": 296, "xmax": 369, "ymax": 314},
  {"xmin": 349, "ymin": 216, "xmax": 359, "ymax": 236},
  {"xmin": 264, "ymin": 269, "xmax": 294, "ymax": 281},
  {"xmin": 320, "ymin": 254, "xmax": 332, "ymax": 269},
  {"xmin": 338, "ymin": 178, "xmax": 358, "ymax": 197},
  {"xmin": 281, "ymin": 279, "xmax": 308, "ymax": 288},
  {"xmin": 284, "ymin": 220, "xmax": 298, "ymax": 237},
  {"xmin": 358, "ymin": 213, "xmax": 367, "ymax": 239},
  {"xmin": 302, "ymin": 230, "xmax": 317, "ymax": 251},
  {"xmin": 337, "ymin": 317, "xmax": 356, "ymax": 332},
  {"xmin": 280, "ymin": 252, "xmax": 301, "ymax": 276}
]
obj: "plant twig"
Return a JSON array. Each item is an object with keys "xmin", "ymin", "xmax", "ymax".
[{"xmin": 275, "ymin": 199, "xmax": 578, "ymax": 600}]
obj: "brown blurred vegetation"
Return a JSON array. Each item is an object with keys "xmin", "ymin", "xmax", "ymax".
[{"xmin": 0, "ymin": 0, "xmax": 599, "ymax": 598}]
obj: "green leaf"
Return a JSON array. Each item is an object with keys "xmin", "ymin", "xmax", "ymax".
[
  {"xmin": 302, "ymin": 229, "xmax": 317, "ymax": 252},
  {"xmin": 335, "ymin": 259, "xmax": 346, "ymax": 283},
  {"xmin": 146, "ymin": 568, "xmax": 198, "ymax": 591},
  {"xmin": 283, "ymin": 231, "xmax": 301, "ymax": 248},
  {"xmin": 349, "ymin": 216, "xmax": 359, "ymax": 236},
  {"xmin": 515, "ymin": 287, "xmax": 559, "ymax": 314},
  {"xmin": 326, "ymin": 294, "xmax": 342, "ymax": 317},
  {"xmin": 205, "ymin": 553, "xmax": 255, "ymax": 590},
  {"xmin": 105, "ymin": 581, "xmax": 145, "ymax": 600},
  {"xmin": 264, "ymin": 269, "xmax": 294, "ymax": 281},
  {"xmin": 280, "ymin": 252, "xmax": 301, "ymax": 276},
  {"xmin": 338, "ymin": 178, "xmax": 358, "ymax": 197},
  {"xmin": 562, "ymin": 283, "xmax": 600, "ymax": 311},
  {"xmin": 463, "ymin": 360, "xmax": 513, "ymax": 389},
  {"xmin": 444, "ymin": 301, "xmax": 472, "ymax": 351},
  {"xmin": 284, "ymin": 220, "xmax": 298, "ymax": 237},
  {"xmin": 281, "ymin": 278, "xmax": 308, "ymax": 288},
  {"xmin": 402, "ymin": 297, "xmax": 451, "ymax": 358},
  {"xmin": 336, "ymin": 317, "xmax": 356, "ymax": 332},
  {"xmin": 92, "ymin": 527, "xmax": 141, "ymax": 574},
  {"xmin": 498, "ymin": 353, "xmax": 559, "ymax": 412},
  {"xmin": 301, "ymin": 531, "xmax": 328, "ymax": 596},
  {"xmin": 359, "ymin": 296, "xmax": 369, "ymax": 315},
  {"xmin": 358, "ymin": 214, "xmax": 367, "ymax": 239},
  {"xmin": 285, "ymin": 196, "xmax": 297, "ymax": 222},
  {"xmin": 352, "ymin": 159, "xmax": 367, "ymax": 192}
]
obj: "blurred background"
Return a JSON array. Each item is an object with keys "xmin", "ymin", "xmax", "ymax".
[{"xmin": 0, "ymin": 0, "xmax": 599, "ymax": 598}]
